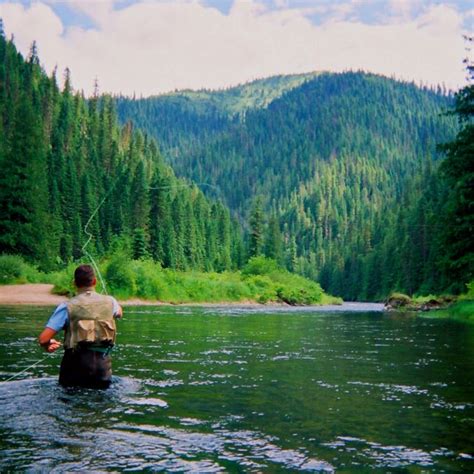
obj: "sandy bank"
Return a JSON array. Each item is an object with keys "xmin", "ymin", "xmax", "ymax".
[
  {"xmin": 0, "ymin": 284, "xmax": 263, "ymax": 307},
  {"xmin": 0, "ymin": 284, "xmax": 67, "ymax": 305}
]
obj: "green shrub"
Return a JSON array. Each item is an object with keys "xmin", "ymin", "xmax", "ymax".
[
  {"xmin": 1, "ymin": 252, "xmax": 336, "ymax": 305},
  {"xmin": 49, "ymin": 263, "xmax": 77, "ymax": 296},
  {"xmin": 163, "ymin": 270, "xmax": 189, "ymax": 303},
  {"xmin": 245, "ymin": 274, "xmax": 277, "ymax": 302},
  {"xmin": 132, "ymin": 260, "xmax": 166, "ymax": 300},
  {"xmin": 105, "ymin": 257, "xmax": 137, "ymax": 298},
  {"xmin": 246, "ymin": 274, "xmax": 274, "ymax": 290},
  {"xmin": 0, "ymin": 254, "xmax": 43, "ymax": 284},
  {"xmin": 0, "ymin": 255, "xmax": 26, "ymax": 284},
  {"xmin": 386, "ymin": 292, "xmax": 412, "ymax": 307},
  {"xmin": 257, "ymin": 293, "xmax": 271, "ymax": 304},
  {"xmin": 465, "ymin": 281, "xmax": 474, "ymax": 300},
  {"xmin": 107, "ymin": 235, "xmax": 133, "ymax": 259},
  {"xmin": 276, "ymin": 278, "xmax": 323, "ymax": 305},
  {"xmin": 219, "ymin": 277, "xmax": 253, "ymax": 301},
  {"xmin": 412, "ymin": 294, "xmax": 439, "ymax": 304},
  {"xmin": 450, "ymin": 301, "xmax": 474, "ymax": 321},
  {"xmin": 240, "ymin": 256, "xmax": 330, "ymax": 305},
  {"xmin": 242, "ymin": 256, "xmax": 280, "ymax": 276}
]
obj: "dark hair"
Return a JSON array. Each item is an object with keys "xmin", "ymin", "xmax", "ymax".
[{"xmin": 74, "ymin": 264, "xmax": 96, "ymax": 288}]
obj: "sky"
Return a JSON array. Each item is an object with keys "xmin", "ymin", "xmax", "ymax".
[{"xmin": 0, "ymin": 0, "xmax": 472, "ymax": 96}]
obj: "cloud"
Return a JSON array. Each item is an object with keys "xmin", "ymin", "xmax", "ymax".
[
  {"xmin": 388, "ymin": 0, "xmax": 423, "ymax": 20},
  {"xmin": 0, "ymin": 0, "xmax": 469, "ymax": 96}
]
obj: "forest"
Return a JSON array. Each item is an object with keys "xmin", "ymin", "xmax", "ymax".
[
  {"xmin": 0, "ymin": 27, "xmax": 472, "ymax": 303},
  {"xmin": 117, "ymin": 71, "xmax": 472, "ymax": 300},
  {"xmin": 0, "ymin": 32, "xmax": 245, "ymax": 274}
]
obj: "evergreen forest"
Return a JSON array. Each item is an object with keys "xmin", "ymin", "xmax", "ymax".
[
  {"xmin": 0, "ymin": 26, "xmax": 472, "ymax": 303},
  {"xmin": 0, "ymin": 32, "xmax": 244, "ymax": 276},
  {"xmin": 117, "ymin": 72, "xmax": 472, "ymax": 300}
]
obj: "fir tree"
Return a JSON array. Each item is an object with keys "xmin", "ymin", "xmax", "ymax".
[
  {"xmin": 264, "ymin": 215, "xmax": 283, "ymax": 264},
  {"xmin": 249, "ymin": 197, "xmax": 265, "ymax": 257},
  {"xmin": 438, "ymin": 44, "xmax": 474, "ymax": 289}
]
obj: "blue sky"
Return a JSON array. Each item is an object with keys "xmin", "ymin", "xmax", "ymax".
[
  {"xmin": 5, "ymin": 0, "xmax": 472, "ymax": 28},
  {"xmin": 0, "ymin": 0, "xmax": 471, "ymax": 95}
]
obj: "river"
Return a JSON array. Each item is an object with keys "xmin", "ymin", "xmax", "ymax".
[{"xmin": 0, "ymin": 303, "xmax": 473, "ymax": 471}]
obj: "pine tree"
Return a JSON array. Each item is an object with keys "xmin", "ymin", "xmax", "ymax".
[
  {"xmin": 216, "ymin": 202, "xmax": 232, "ymax": 271},
  {"xmin": 183, "ymin": 199, "xmax": 198, "ymax": 268},
  {"xmin": 172, "ymin": 193, "xmax": 187, "ymax": 270},
  {"xmin": 132, "ymin": 227, "xmax": 150, "ymax": 260},
  {"xmin": 0, "ymin": 59, "xmax": 49, "ymax": 264},
  {"xmin": 438, "ymin": 45, "xmax": 474, "ymax": 289},
  {"xmin": 249, "ymin": 197, "xmax": 265, "ymax": 257},
  {"xmin": 285, "ymin": 235, "xmax": 297, "ymax": 272},
  {"xmin": 264, "ymin": 215, "xmax": 283, "ymax": 263}
]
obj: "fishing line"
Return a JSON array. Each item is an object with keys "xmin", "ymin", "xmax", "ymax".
[
  {"xmin": 148, "ymin": 182, "xmax": 224, "ymax": 197},
  {"xmin": 80, "ymin": 177, "xmax": 224, "ymax": 294},
  {"xmin": 82, "ymin": 192, "xmax": 112, "ymax": 294},
  {"xmin": 3, "ymin": 353, "xmax": 55, "ymax": 383}
]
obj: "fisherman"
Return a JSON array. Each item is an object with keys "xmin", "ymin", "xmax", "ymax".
[{"xmin": 38, "ymin": 264, "xmax": 123, "ymax": 389}]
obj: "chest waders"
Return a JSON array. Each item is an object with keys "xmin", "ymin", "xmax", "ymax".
[{"xmin": 59, "ymin": 290, "xmax": 117, "ymax": 389}]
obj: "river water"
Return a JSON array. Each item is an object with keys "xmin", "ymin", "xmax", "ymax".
[{"xmin": 0, "ymin": 303, "xmax": 473, "ymax": 472}]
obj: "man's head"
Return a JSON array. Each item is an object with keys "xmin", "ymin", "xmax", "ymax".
[{"xmin": 74, "ymin": 264, "xmax": 97, "ymax": 288}]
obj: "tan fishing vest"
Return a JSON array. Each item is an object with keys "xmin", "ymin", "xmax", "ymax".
[{"xmin": 64, "ymin": 289, "xmax": 116, "ymax": 350}]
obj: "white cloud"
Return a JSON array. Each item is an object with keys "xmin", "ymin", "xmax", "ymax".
[
  {"xmin": 0, "ymin": 0, "xmax": 469, "ymax": 96},
  {"xmin": 388, "ymin": 0, "xmax": 422, "ymax": 20}
]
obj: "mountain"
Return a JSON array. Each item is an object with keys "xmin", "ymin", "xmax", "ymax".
[
  {"xmin": 161, "ymin": 72, "xmax": 321, "ymax": 115},
  {"xmin": 117, "ymin": 72, "xmax": 459, "ymax": 299},
  {"xmin": 115, "ymin": 73, "xmax": 320, "ymax": 162},
  {"xmin": 1, "ymin": 28, "xmax": 466, "ymax": 301}
]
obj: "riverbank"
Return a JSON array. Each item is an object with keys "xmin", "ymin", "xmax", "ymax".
[
  {"xmin": 0, "ymin": 284, "xmax": 67, "ymax": 306},
  {"xmin": 419, "ymin": 300, "xmax": 474, "ymax": 324},
  {"xmin": 384, "ymin": 293, "xmax": 456, "ymax": 312},
  {"xmin": 384, "ymin": 286, "xmax": 474, "ymax": 323},
  {"xmin": 0, "ymin": 255, "xmax": 342, "ymax": 306},
  {"xmin": 0, "ymin": 283, "xmax": 343, "ymax": 307},
  {"xmin": 0, "ymin": 284, "xmax": 257, "ymax": 306}
]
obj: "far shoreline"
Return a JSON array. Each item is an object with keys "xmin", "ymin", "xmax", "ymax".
[
  {"xmin": 0, "ymin": 284, "xmax": 392, "ymax": 313},
  {"xmin": 0, "ymin": 283, "xmax": 366, "ymax": 309},
  {"xmin": 0, "ymin": 283, "xmax": 288, "ymax": 307}
]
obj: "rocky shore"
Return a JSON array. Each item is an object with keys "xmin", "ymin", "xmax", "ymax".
[{"xmin": 384, "ymin": 293, "xmax": 456, "ymax": 312}]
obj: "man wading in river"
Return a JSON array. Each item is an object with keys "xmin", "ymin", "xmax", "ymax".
[{"xmin": 38, "ymin": 264, "xmax": 123, "ymax": 389}]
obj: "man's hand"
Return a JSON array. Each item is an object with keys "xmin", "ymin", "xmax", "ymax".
[
  {"xmin": 114, "ymin": 304, "xmax": 123, "ymax": 319},
  {"xmin": 45, "ymin": 339, "xmax": 62, "ymax": 353}
]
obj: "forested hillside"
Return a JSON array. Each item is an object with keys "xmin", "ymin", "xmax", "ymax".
[
  {"xmin": 0, "ymin": 32, "xmax": 243, "ymax": 273},
  {"xmin": 117, "ymin": 73, "xmax": 463, "ymax": 300},
  {"xmin": 115, "ymin": 73, "xmax": 319, "ymax": 163},
  {"xmin": 0, "ymin": 26, "xmax": 468, "ymax": 302}
]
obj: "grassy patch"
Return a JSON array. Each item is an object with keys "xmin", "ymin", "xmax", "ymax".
[
  {"xmin": 422, "ymin": 301, "xmax": 474, "ymax": 324},
  {"xmin": 417, "ymin": 280, "xmax": 474, "ymax": 323}
]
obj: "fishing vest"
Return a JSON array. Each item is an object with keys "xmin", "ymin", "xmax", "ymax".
[{"xmin": 64, "ymin": 289, "xmax": 116, "ymax": 350}]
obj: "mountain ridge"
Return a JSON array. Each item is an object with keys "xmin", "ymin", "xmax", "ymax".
[
  {"xmin": 117, "ymin": 71, "xmax": 458, "ymax": 299},
  {"xmin": 119, "ymin": 72, "xmax": 322, "ymax": 116}
]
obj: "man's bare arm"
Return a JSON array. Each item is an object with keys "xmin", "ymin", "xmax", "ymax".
[{"xmin": 38, "ymin": 327, "xmax": 62, "ymax": 352}]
